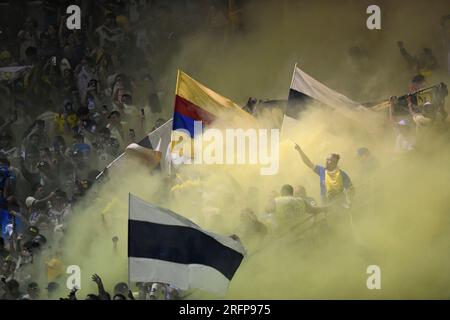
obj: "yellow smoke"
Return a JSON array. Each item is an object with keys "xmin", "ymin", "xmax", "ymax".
[{"xmin": 50, "ymin": 0, "xmax": 450, "ymax": 299}]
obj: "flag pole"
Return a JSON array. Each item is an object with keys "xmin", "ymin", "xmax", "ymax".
[
  {"xmin": 290, "ymin": 62, "xmax": 298, "ymax": 90},
  {"xmin": 95, "ymin": 152, "xmax": 126, "ymax": 180},
  {"xmin": 168, "ymin": 70, "xmax": 181, "ymax": 175},
  {"xmin": 175, "ymin": 69, "xmax": 181, "ymax": 95},
  {"xmin": 128, "ymin": 193, "xmax": 131, "ymax": 289}
]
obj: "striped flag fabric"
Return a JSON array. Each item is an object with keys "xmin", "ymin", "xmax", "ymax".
[
  {"xmin": 173, "ymin": 69, "xmax": 256, "ymax": 137},
  {"xmin": 288, "ymin": 63, "xmax": 363, "ymax": 117},
  {"xmin": 96, "ymin": 119, "xmax": 174, "ymax": 180},
  {"xmin": 124, "ymin": 143, "xmax": 162, "ymax": 170},
  {"xmin": 170, "ymin": 70, "xmax": 258, "ymax": 165},
  {"xmin": 128, "ymin": 194, "xmax": 246, "ymax": 296},
  {"xmin": 126, "ymin": 118, "xmax": 174, "ymax": 172},
  {"xmin": 366, "ymin": 83, "xmax": 448, "ymax": 113},
  {"xmin": 0, "ymin": 66, "xmax": 32, "ymax": 82}
]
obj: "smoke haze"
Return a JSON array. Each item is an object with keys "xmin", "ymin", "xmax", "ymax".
[{"xmin": 56, "ymin": 0, "xmax": 450, "ymax": 299}]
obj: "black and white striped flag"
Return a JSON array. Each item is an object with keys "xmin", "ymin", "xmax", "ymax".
[
  {"xmin": 287, "ymin": 63, "xmax": 363, "ymax": 117},
  {"xmin": 128, "ymin": 194, "xmax": 246, "ymax": 296},
  {"xmin": 125, "ymin": 118, "xmax": 173, "ymax": 172}
]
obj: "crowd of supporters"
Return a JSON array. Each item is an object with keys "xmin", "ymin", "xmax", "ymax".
[
  {"xmin": 0, "ymin": 0, "xmax": 448, "ymax": 300},
  {"xmin": 0, "ymin": 0, "xmax": 246, "ymax": 300}
]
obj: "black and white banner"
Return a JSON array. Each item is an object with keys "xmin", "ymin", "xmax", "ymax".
[
  {"xmin": 125, "ymin": 118, "xmax": 173, "ymax": 172},
  {"xmin": 288, "ymin": 63, "xmax": 363, "ymax": 116},
  {"xmin": 0, "ymin": 66, "xmax": 32, "ymax": 82},
  {"xmin": 128, "ymin": 194, "xmax": 246, "ymax": 296}
]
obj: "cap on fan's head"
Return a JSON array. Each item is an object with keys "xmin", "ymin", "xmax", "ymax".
[
  {"xmin": 25, "ymin": 196, "xmax": 36, "ymax": 208},
  {"xmin": 357, "ymin": 147, "xmax": 370, "ymax": 157},
  {"xmin": 28, "ymin": 225, "xmax": 39, "ymax": 235}
]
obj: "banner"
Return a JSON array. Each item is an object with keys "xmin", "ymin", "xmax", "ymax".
[
  {"xmin": 288, "ymin": 63, "xmax": 363, "ymax": 117},
  {"xmin": 96, "ymin": 118, "xmax": 174, "ymax": 179},
  {"xmin": 368, "ymin": 83, "xmax": 448, "ymax": 114},
  {"xmin": 128, "ymin": 194, "xmax": 246, "ymax": 296},
  {"xmin": 0, "ymin": 66, "xmax": 32, "ymax": 82},
  {"xmin": 173, "ymin": 69, "xmax": 257, "ymax": 137}
]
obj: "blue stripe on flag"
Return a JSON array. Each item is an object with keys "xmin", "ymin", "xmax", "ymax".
[{"xmin": 172, "ymin": 111, "xmax": 196, "ymax": 138}]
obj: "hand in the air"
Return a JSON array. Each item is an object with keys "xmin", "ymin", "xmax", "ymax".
[{"xmin": 91, "ymin": 274, "xmax": 103, "ymax": 286}]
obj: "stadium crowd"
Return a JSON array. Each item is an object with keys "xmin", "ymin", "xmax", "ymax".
[
  {"xmin": 0, "ymin": 0, "xmax": 448, "ymax": 300},
  {"xmin": 0, "ymin": 0, "xmax": 246, "ymax": 300}
]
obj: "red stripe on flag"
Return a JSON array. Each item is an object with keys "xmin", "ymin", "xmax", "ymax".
[{"xmin": 174, "ymin": 95, "xmax": 215, "ymax": 125}]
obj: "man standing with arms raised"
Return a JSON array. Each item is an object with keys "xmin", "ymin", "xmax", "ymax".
[{"xmin": 294, "ymin": 143, "xmax": 355, "ymax": 242}]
